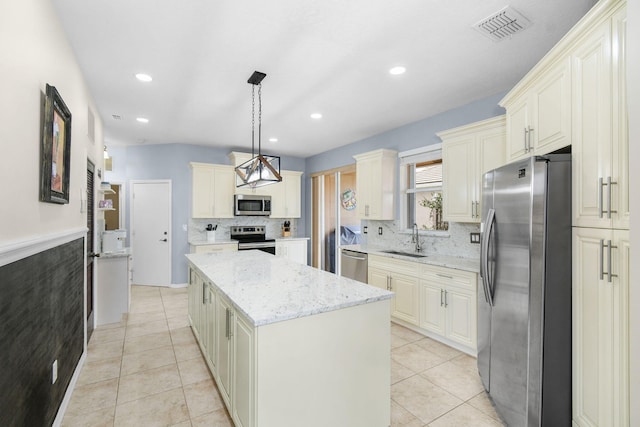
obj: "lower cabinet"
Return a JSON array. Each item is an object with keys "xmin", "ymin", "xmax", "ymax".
[
  {"xmin": 275, "ymin": 239, "xmax": 308, "ymax": 265},
  {"xmin": 368, "ymin": 255, "xmax": 420, "ymax": 326},
  {"xmin": 572, "ymin": 227, "xmax": 629, "ymax": 426},
  {"xmin": 420, "ymin": 265, "xmax": 477, "ymax": 350},
  {"xmin": 215, "ymin": 293, "xmax": 234, "ymax": 409},
  {"xmin": 368, "ymin": 254, "xmax": 477, "ymax": 353}
]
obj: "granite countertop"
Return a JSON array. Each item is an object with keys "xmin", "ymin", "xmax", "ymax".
[
  {"xmin": 341, "ymin": 244, "xmax": 480, "ymax": 273},
  {"xmin": 188, "ymin": 239, "xmax": 238, "ymax": 246},
  {"xmin": 274, "ymin": 237, "xmax": 310, "ymax": 241},
  {"xmin": 99, "ymin": 247, "xmax": 131, "ymax": 258},
  {"xmin": 186, "ymin": 250, "xmax": 393, "ymax": 327}
]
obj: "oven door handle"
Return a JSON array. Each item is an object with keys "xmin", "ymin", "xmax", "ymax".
[{"xmin": 238, "ymin": 241, "xmax": 276, "ymax": 249}]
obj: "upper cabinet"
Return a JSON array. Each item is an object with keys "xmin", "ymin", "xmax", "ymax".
[
  {"xmin": 438, "ymin": 116, "xmax": 506, "ymax": 223},
  {"xmin": 353, "ymin": 149, "xmax": 397, "ymax": 220},
  {"xmin": 501, "ymin": 58, "xmax": 572, "ymax": 162},
  {"xmin": 190, "ymin": 163, "xmax": 235, "ymax": 219},
  {"xmin": 572, "ymin": 4, "xmax": 628, "ymax": 230},
  {"xmin": 270, "ymin": 170, "xmax": 303, "ymax": 218}
]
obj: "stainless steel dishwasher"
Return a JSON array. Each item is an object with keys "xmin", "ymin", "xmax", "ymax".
[{"xmin": 340, "ymin": 249, "xmax": 368, "ymax": 283}]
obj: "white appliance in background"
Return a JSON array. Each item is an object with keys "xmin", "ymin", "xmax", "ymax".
[{"xmin": 102, "ymin": 230, "xmax": 126, "ymax": 253}]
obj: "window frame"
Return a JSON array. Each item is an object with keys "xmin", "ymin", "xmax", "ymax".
[{"xmin": 398, "ymin": 144, "xmax": 447, "ymax": 234}]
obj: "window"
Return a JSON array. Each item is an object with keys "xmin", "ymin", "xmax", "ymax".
[{"xmin": 400, "ymin": 145, "xmax": 448, "ymax": 231}]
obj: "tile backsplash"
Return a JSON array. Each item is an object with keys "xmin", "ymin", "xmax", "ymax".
[
  {"xmin": 361, "ymin": 220, "xmax": 480, "ymax": 259},
  {"xmin": 189, "ymin": 217, "xmax": 298, "ymax": 242}
]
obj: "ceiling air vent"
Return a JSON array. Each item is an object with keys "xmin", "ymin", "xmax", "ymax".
[
  {"xmin": 473, "ymin": 6, "xmax": 531, "ymax": 42},
  {"xmin": 112, "ymin": 114, "xmax": 122, "ymax": 120}
]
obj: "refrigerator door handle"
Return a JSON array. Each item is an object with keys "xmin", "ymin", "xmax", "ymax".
[{"xmin": 481, "ymin": 208, "xmax": 496, "ymax": 306}]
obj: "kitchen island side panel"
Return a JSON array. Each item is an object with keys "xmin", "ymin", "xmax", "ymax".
[{"xmin": 256, "ymin": 299, "xmax": 391, "ymax": 427}]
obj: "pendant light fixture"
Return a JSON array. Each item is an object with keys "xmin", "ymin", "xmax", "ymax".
[{"xmin": 235, "ymin": 71, "xmax": 282, "ymax": 188}]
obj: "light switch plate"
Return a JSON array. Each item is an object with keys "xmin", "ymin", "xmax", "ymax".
[
  {"xmin": 378, "ymin": 227, "xmax": 383, "ymax": 235},
  {"xmin": 470, "ymin": 232, "xmax": 480, "ymax": 244}
]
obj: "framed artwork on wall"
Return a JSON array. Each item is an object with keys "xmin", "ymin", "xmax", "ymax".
[{"xmin": 40, "ymin": 84, "xmax": 72, "ymax": 204}]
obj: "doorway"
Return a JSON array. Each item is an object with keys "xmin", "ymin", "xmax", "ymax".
[
  {"xmin": 131, "ymin": 180, "xmax": 172, "ymax": 285},
  {"xmin": 86, "ymin": 160, "xmax": 96, "ymax": 340},
  {"xmin": 311, "ymin": 165, "xmax": 360, "ymax": 274},
  {"xmin": 104, "ymin": 183, "xmax": 123, "ymax": 230}
]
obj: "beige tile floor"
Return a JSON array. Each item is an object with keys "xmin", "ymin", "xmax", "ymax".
[{"xmin": 62, "ymin": 285, "xmax": 503, "ymax": 427}]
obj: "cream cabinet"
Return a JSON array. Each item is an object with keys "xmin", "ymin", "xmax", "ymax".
[
  {"xmin": 353, "ymin": 149, "xmax": 397, "ymax": 220},
  {"xmin": 420, "ymin": 265, "xmax": 477, "ymax": 350},
  {"xmin": 501, "ymin": 57, "xmax": 572, "ymax": 162},
  {"xmin": 270, "ymin": 170, "xmax": 302, "ymax": 218},
  {"xmin": 572, "ymin": 5, "xmax": 629, "ymax": 231},
  {"xmin": 439, "ymin": 116, "xmax": 506, "ymax": 223},
  {"xmin": 368, "ymin": 254, "xmax": 421, "ymax": 326},
  {"xmin": 275, "ymin": 238, "xmax": 308, "ymax": 265},
  {"xmin": 190, "ymin": 163, "xmax": 235, "ymax": 218},
  {"xmin": 215, "ymin": 292, "xmax": 234, "ymax": 409},
  {"xmin": 572, "ymin": 227, "xmax": 629, "ymax": 427}
]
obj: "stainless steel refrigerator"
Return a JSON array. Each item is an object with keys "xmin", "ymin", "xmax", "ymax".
[{"xmin": 478, "ymin": 154, "xmax": 572, "ymax": 426}]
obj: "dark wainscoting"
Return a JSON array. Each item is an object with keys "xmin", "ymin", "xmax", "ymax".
[{"xmin": 0, "ymin": 238, "xmax": 84, "ymax": 426}]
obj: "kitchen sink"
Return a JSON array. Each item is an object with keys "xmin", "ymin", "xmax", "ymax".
[{"xmin": 382, "ymin": 250, "xmax": 428, "ymax": 258}]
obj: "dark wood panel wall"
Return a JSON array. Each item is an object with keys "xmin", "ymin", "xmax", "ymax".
[{"xmin": 0, "ymin": 238, "xmax": 84, "ymax": 426}]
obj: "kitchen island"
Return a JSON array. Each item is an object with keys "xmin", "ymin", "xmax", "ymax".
[{"xmin": 186, "ymin": 250, "xmax": 393, "ymax": 427}]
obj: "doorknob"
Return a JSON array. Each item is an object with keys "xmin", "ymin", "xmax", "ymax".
[
  {"xmin": 89, "ymin": 252, "xmax": 101, "ymax": 258},
  {"xmin": 160, "ymin": 239, "xmax": 168, "ymax": 242}
]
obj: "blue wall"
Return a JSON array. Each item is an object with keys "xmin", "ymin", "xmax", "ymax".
[
  {"xmin": 303, "ymin": 92, "xmax": 507, "ymax": 242},
  {"xmin": 106, "ymin": 144, "xmax": 305, "ymax": 284},
  {"xmin": 105, "ymin": 92, "xmax": 505, "ymax": 282}
]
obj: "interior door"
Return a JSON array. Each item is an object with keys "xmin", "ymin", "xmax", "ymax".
[
  {"xmin": 131, "ymin": 181, "xmax": 171, "ymax": 285},
  {"xmin": 86, "ymin": 160, "xmax": 96, "ymax": 340}
]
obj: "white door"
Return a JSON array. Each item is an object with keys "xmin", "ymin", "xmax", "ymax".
[{"xmin": 131, "ymin": 180, "xmax": 171, "ymax": 285}]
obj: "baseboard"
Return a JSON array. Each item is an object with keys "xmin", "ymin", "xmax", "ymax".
[
  {"xmin": 51, "ymin": 350, "xmax": 87, "ymax": 427},
  {"xmin": 131, "ymin": 283, "xmax": 187, "ymax": 288}
]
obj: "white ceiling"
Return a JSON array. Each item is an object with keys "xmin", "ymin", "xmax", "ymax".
[{"xmin": 52, "ymin": 0, "xmax": 596, "ymax": 158}]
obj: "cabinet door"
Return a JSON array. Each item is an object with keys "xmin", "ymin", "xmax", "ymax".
[
  {"xmin": 281, "ymin": 240, "xmax": 307, "ymax": 265},
  {"xmin": 215, "ymin": 295, "xmax": 233, "ymax": 408},
  {"xmin": 442, "ymin": 135, "xmax": 476, "ymax": 222},
  {"xmin": 571, "ymin": 20, "xmax": 612, "ymax": 228},
  {"xmin": 232, "ymin": 313, "xmax": 254, "ymax": 427},
  {"xmin": 419, "ymin": 281, "xmax": 446, "ymax": 336},
  {"xmin": 212, "ymin": 166, "xmax": 235, "ymax": 218},
  {"xmin": 611, "ymin": 8, "xmax": 629, "ymax": 230},
  {"xmin": 367, "ymin": 267, "xmax": 389, "ymax": 292},
  {"xmin": 356, "ymin": 157, "xmax": 374, "ymax": 219},
  {"xmin": 205, "ymin": 285, "xmax": 216, "ymax": 369},
  {"xmin": 531, "ymin": 58, "xmax": 572, "ymax": 155},
  {"xmin": 188, "ymin": 268, "xmax": 197, "ymax": 327},
  {"xmin": 572, "ymin": 227, "xmax": 629, "ymax": 426},
  {"xmin": 192, "ymin": 165, "xmax": 215, "ymax": 218},
  {"xmin": 268, "ymin": 179, "xmax": 287, "ymax": 218},
  {"xmin": 444, "ymin": 286, "xmax": 476, "ymax": 349},
  {"xmin": 389, "ymin": 273, "xmax": 419, "ymax": 326},
  {"xmin": 285, "ymin": 172, "xmax": 302, "ymax": 218},
  {"xmin": 505, "ymin": 96, "xmax": 530, "ymax": 162}
]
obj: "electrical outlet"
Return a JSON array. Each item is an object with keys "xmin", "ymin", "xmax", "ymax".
[
  {"xmin": 363, "ymin": 226, "xmax": 368, "ymax": 234},
  {"xmin": 378, "ymin": 227, "xmax": 383, "ymax": 235},
  {"xmin": 52, "ymin": 360, "xmax": 58, "ymax": 384},
  {"xmin": 470, "ymin": 232, "xmax": 480, "ymax": 244}
]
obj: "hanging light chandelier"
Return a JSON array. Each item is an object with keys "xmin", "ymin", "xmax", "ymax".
[{"xmin": 235, "ymin": 71, "xmax": 282, "ymax": 188}]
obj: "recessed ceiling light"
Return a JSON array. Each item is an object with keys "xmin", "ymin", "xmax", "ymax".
[
  {"xmin": 136, "ymin": 117, "xmax": 149, "ymax": 123},
  {"xmin": 310, "ymin": 113, "xmax": 322, "ymax": 119},
  {"xmin": 389, "ymin": 66, "xmax": 406, "ymax": 75},
  {"xmin": 269, "ymin": 137, "xmax": 278, "ymax": 143},
  {"xmin": 135, "ymin": 73, "xmax": 153, "ymax": 82}
]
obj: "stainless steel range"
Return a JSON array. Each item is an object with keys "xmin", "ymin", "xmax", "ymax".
[{"xmin": 230, "ymin": 226, "xmax": 276, "ymax": 255}]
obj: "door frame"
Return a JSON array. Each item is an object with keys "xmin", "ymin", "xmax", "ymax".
[{"xmin": 130, "ymin": 179, "xmax": 172, "ymax": 286}]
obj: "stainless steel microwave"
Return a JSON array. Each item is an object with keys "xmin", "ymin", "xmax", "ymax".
[{"xmin": 234, "ymin": 194, "xmax": 271, "ymax": 216}]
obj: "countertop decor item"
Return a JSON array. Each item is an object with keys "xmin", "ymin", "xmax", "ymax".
[
  {"xmin": 234, "ymin": 71, "xmax": 282, "ymax": 188},
  {"xmin": 40, "ymin": 84, "xmax": 72, "ymax": 204}
]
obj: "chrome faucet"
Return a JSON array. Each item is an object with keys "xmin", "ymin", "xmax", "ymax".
[{"xmin": 412, "ymin": 223, "xmax": 422, "ymax": 253}]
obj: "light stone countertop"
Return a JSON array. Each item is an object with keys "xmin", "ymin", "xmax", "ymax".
[
  {"xmin": 341, "ymin": 244, "xmax": 480, "ymax": 273},
  {"xmin": 186, "ymin": 250, "xmax": 393, "ymax": 327},
  {"xmin": 274, "ymin": 237, "xmax": 310, "ymax": 241},
  {"xmin": 99, "ymin": 247, "xmax": 131, "ymax": 258}
]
